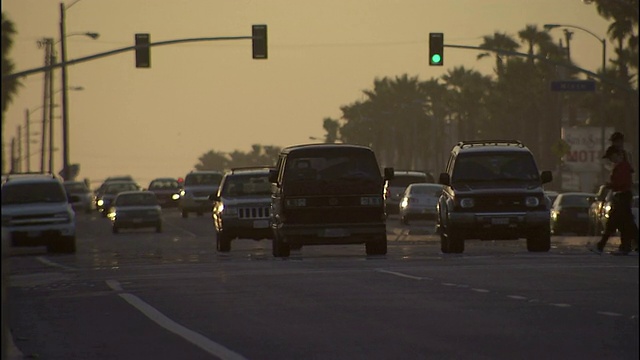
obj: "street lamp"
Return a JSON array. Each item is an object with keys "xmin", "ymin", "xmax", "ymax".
[
  {"xmin": 544, "ymin": 23, "xmax": 607, "ymax": 182},
  {"xmin": 60, "ymin": 0, "xmax": 98, "ymax": 180}
]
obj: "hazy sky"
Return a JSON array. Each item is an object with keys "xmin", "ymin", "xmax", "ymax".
[{"xmin": 3, "ymin": 0, "xmax": 611, "ymax": 186}]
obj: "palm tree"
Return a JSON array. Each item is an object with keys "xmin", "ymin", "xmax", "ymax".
[
  {"xmin": 477, "ymin": 32, "xmax": 520, "ymax": 77},
  {"xmin": 518, "ymin": 25, "xmax": 552, "ymax": 65},
  {"xmin": 1, "ymin": 12, "xmax": 22, "ymax": 174}
]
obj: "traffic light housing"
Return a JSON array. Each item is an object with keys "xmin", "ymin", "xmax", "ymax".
[
  {"xmin": 252, "ymin": 25, "xmax": 268, "ymax": 59},
  {"xmin": 429, "ymin": 33, "xmax": 443, "ymax": 66},
  {"xmin": 135, "ymin": 33, "xmax": 150, "ymax": 68}
]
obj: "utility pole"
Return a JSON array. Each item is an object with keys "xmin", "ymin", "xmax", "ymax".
[
  {"xmin": 37, "ymin": 38, "xmax": 53, "ymax": 173},
  {"xmin": 25, "ymin": 109, "xmax": 31, "ymax": 172},
  {"xmin": 48, "ymin": 50, "xmax": 56, "ymax": 174},
  {"xmin": 17, "ymin": 126, "xmax": 22, "ymax": 173}
]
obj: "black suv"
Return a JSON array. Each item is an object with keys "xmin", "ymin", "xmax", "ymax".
[
  {"xmin": 436, "ymin": 140, "xmax": 553, "ymax": 253},
  {"xmin": 210, "ymin": 167, "xmax": 274, "ymax": 252},
  {"xmin": 268, "ymin": 144, "xmax": 394, "ymax": 257}
]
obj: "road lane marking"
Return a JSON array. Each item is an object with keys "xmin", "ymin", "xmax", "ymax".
[
  {"xmin": 507, "ymin": 295, "xmax": 528, "ymax": 300},
  {"xmin": 550, "ymin": 303, "xmax": 572, "ymax": 308},
  {"xmin": 596, "ymin": 311, "xmax": 623, "ymax": 317},
  {"xmin": 36, "ymin": 256, "xmax": 76, "ymax": 271},
  {"xmin": 376, "ymin": 269, "xmax": 424, "ymax": 280},
  {"xmin": 471, "ymin": 288, "xmax": 490, "ymax": 293},
  {"xmin": 106, "ymin": 280, "xmax": 247, "ymax": 360}
]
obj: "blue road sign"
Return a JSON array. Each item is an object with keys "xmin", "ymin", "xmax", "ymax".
[{"xmin": 550, "ymin": 80, "xmax": 596, "ymax": 92}]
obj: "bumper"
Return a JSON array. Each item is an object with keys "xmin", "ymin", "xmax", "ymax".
[
  {"xmin": 7, "ymin": 223, "xmax": 76, "ymax": 247},
  {"xmin": 446, "ymin": 211, "xmax": 549, "ymax": 239},
  {"xmin": 400, "ymin": 207, "xmax": 437, "ymax": 220},
  {"xmin": 113, "ymin": 218, "xmax": 160, "ymax": 229},
  {"xmin": 274, "ymin": 222, "xmax": 387, "ymax": 245},
  {"xmin": 217, "ymin": 217, "xmax": 272, "ymax": 239}
]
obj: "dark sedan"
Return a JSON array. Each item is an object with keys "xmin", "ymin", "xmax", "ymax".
[
  {"xmin": 107, "ymin": 191, "xmax": 162, "ymax": 233},
  {"xmin": 147, "ymin": 177, "xmax": 182, "ymax": 208},
  {"xmin": 550, "ymin": 192, "xmax": 594, "ymax": 236}
]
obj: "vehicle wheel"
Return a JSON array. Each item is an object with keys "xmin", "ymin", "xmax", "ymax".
[
  {"xmin": 526, "ymin": 228, "xmax": 551, "ymax": 252},
  {"xmin": 441, "ymin": 229, "xmax": 464, "ymax": 253},
  {"xmin": 182, "ymin": 210, "xmax": 188, "ymax": 218},
  {"xmin": 272, "ymin": 232, "xmax": 290, "ymax": 258},
  {"xmin": 112, "ymin": 225, "xmax": 119, "ymax": 234},
  {"xmin": 365, "ymin": 233, "xmax": 387, "ymax": 255},
  {"xmin": 216, "ymin": 231, "xmax": 231, "ymax": 252}
]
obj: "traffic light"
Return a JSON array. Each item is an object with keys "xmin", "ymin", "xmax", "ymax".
[
  {"xmin": 135, "ymin": 33, "xmax": 150, "ymax": 68},
  {"xmin": 429, "ymin": 33, "xmax": 443, "ymax": 66},
  {"xmin": 252, "ymin": 25, "xmax": 268, "ymax": 59}
]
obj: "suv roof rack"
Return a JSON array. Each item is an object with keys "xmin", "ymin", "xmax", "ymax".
[
  {"xmin": 457, "ymin": 140, "xmax": 523, "ymax": 148},
  {"xmin": 230, "ymin": 166, "xmax": 274, "ymax": 173}
]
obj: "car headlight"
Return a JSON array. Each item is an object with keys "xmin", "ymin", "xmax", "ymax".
[
  {"xmin": 525, "ymin": 196, "xmax": 540, "ymax": 207},
  {"xmin": 400, "ymin": 198, "xmax": 409, "ymax": 208},
  {"xmin": 180, "ymin": 190, "xmax": 186, "ymax": 197},
  {"xmin": 459, "ymin": 198, "xmax": 474, "ymax": 208},
  {"xmin": 360, "ymin": 196, "xmax": 382, "ymax": 206},
  {"xmin": 171, "ymin": 193, "xmax": 181, "ymax": 200},
  {"xmin": 285, "ymin": 198, "xmax": 307, "ymax": 207},
  {"xmin": 97, "ymin": 199, "xmax": 104, "ymax": 206}
]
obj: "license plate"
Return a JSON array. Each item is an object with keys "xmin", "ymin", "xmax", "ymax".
[
  {"xmin": 253, "ymin": 220, "xmax": 269, "ymax": 229},
  {"xmin": 491, "ymin": 218, "xmax": 509, "ymax": 225},
  {"xmin": 321, "ymin": 228, "xmax": 349, "ymax": 237}
]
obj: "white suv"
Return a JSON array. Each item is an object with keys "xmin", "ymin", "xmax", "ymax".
[{"xmin": 1, "ymin": 174, "xmax": 77, "ymax": 253}]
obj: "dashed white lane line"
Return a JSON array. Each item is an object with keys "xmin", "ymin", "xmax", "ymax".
[
  {"xmin": 376, "ymin": 269, "xmax": 425, "ymax": 280},
  {"xmin": 106, "ymin": 280, "xmax": 247, "ymax": 360},
  {"xmin": 36, "ymin": 256, "xmax": 76, "ymax": 271},
  {"xmin": 507, "ymin": 295, "xmax": 528, "ymax": 300},
  {"xmin": 597, "ymin": 311, "xmax": 623, "ymax": 317},
  {"xmin": 471, "ymin": 288, "xmax": 490, "ymax": 293},
  {"xmin": 550, "ymin": 303, "xmax": 572, "ymax": 308}
]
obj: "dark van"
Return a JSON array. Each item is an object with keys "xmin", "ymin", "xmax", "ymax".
[{"xmin": 269, "ymin": 144, "xmax": 394, "ymax": 257}]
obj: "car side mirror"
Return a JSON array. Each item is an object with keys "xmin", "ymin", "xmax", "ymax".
[
  {"xmin": 383, "ymin": 167, "xmax": 394, "ymax": 181},
  {"xmin": 268, "ymin": 169, "xmax": 278, "ymax": 184},
  {"xmin": 540, "ymin": 171, "xmax": 553, "ymax": 184},
  {"xmin": 439, "ymin": 172, "xmax": 450, "ymax": 186}
]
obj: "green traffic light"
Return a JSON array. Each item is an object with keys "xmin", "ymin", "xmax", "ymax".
[{"xmin": 431, "ymin": 54, "xmax": 442, "ymax": 64}]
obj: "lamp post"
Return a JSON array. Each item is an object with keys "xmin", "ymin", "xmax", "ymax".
[
  {"xmin": 60, "ymin": 0, "xmax": 98, "ymax": 180},
  {"xmin": 544, "ymin": 23, "xmax": 607, "ymax": 182}
]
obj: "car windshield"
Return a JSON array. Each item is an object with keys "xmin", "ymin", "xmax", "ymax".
[
  {"xmin": 453, "ymin": 152, "xmax": 539, "ymax": 182},
  {"xmin": 115, "ymin": 193, "xmax": 158, "ymax": 206},
  {"xmin": 105, "ymin": 183, "xmax": 139, "ymax": 195},
  {"xmin": 409, "ymin": 184, "xmax": 443, "ymax": 196},
  {"xmin": 559, "ymin": 194, "xmax": 592, "ymax": 207},
  {"xmin": 1, "ymin": 182, "xmax": 67, "ymax": 205},
  {"xmin": 284, "ymin": 152, "xmax": 380, "ymax": 182},
  {"xmin": 184, "ymin": 173, "xmax": 223, "ymax": 186},
  {"xmin": 149, "ymin": 179, "xmax": 180, "ymax": 190},
  {"xmin": 222, "ymin": 174, "xmax": 271, "ymax": 196}
]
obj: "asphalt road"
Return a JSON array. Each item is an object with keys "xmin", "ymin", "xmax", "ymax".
[{"xmin": 5, "ymin": 209, "xmax": 639, "ymax": 360}]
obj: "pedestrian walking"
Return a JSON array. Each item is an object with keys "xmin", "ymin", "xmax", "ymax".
[
  {"xmin": 589, "ymin": 146, "xmax": 638, "ymax": 255},
  {"xmin": 609, "ymin": 131, "xmax": 633, "ymax": 171}
]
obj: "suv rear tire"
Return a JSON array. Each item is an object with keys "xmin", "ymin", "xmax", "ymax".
[
  {"xmin": 441, "ymin": 229, "xmax": 464, "ymax": 253},
  {"xmin": 272, "ymin": 233, "xmax": 290, "ymax": 257},
  {"xmin": 365, "ymin": 233, "xmax": 387, "ymax": 255},
  {"xmin": 526, "ymin": 228, "xmax": 551, "ymax": 252}
]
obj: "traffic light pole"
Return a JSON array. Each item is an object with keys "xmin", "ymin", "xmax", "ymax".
[{"xmin": 2, "ymin": 35, "xmax": 253, "ymax": 82}]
